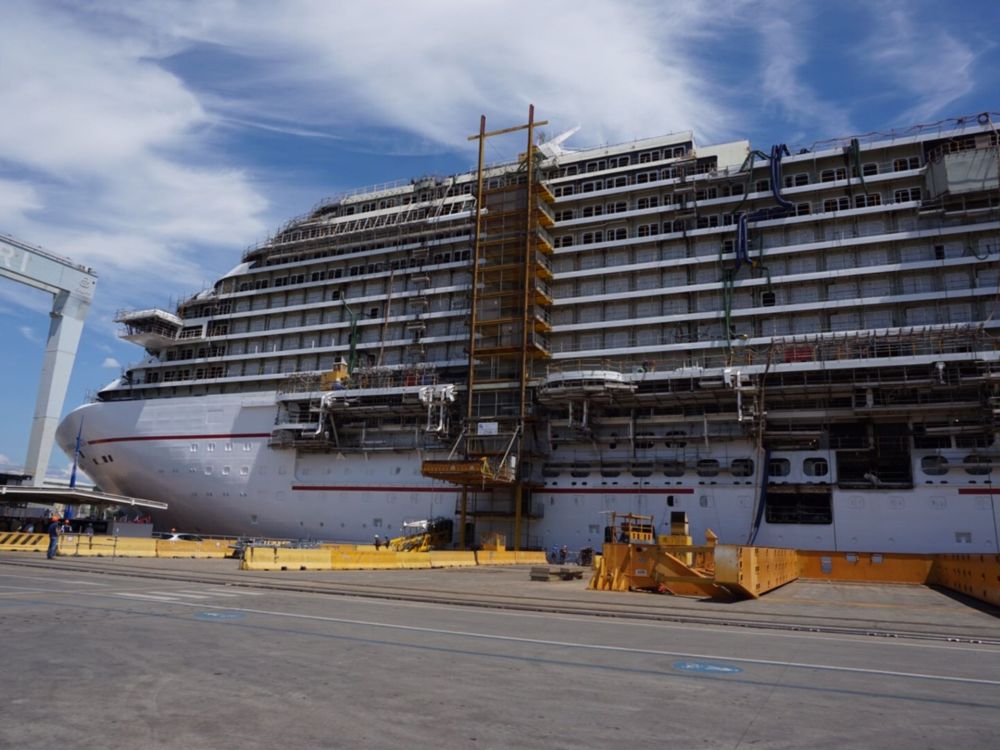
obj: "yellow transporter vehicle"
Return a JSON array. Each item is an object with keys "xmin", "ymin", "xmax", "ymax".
[{"xmin": 387, "ymin": 517, "xmax": 454, "ymax": 552}]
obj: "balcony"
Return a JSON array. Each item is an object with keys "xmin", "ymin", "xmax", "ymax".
[
  {"xmin": 535, "ymin": 198, "xmax": 556, "ymax": 228},
  {"xmin": 115, "ymin": 308, "xmax": 182, "ymax": 349}
]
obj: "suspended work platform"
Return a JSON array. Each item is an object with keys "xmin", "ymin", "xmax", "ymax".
[{"xmin": 420, "ymin": 458, "xmax": 516, "ymax": 487}]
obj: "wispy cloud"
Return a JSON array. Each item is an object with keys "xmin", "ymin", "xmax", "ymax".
[
  {"xmin": 859, "ymin": 6, "xmax": 978, "ymax": 123},
  {"xmin": 112, "ymin": 0, "xmax": 737, "ymax": 148},
  {"xmin": 101, "ymin": 357, "xmax": 121, "ymax": 369},
  {"xmin": 754, "ymin": 8, "xmax": 853, "ymax": 138},
  {"xmin": 18, "ymin": 325, "xmax": 40, "ymax": 344},
  {"xmin": 0, "ymin": 1, "xmax": 269, "ymax": 327}
]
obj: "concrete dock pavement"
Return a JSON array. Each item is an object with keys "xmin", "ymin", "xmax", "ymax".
[{"xmin": 1, "ymin": 555, "xmax": 998, "ymax": 749}]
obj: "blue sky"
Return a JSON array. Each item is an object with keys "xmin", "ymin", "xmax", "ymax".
[{"xmin": 0, "ymin": 0, "xmax": 998, "ymax": 477}]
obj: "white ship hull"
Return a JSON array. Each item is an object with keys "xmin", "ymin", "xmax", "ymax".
[{"xmin": 56, "ymin": 396, "xmax": 1000, "ymax": 553}]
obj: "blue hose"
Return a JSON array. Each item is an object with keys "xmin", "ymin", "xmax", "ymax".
[{"xmin": 768, "ymin": 144, "xmax": 794, "ymax": 211}]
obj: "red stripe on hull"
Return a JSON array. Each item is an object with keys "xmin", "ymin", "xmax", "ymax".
[
  {"xmin": 292, "ymin": 485, "xmax": 463, "ymax": 493},
  {"xmin": 88, "ymin": 433, "xmax": 271, "ymax": 445},
  {"xmin": 541, "ymin": 487, "xmax": 695, "ymax": 495},
  {"xmin": 290, "ymin": 485, "xmax": 694, "ymax": 495}
]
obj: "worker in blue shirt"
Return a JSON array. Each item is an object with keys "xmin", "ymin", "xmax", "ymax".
[{"xmin": 46, "ymin": 516, "xmax": 63, "ymax": 559}]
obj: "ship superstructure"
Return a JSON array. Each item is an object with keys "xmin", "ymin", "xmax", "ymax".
[{"xmin": 60, "ymin": 110, "xmax": 1000, "ymax": 553}]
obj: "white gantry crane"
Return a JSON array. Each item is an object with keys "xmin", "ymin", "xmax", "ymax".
[{"xmin": 0, "ymin": 233, "xmax": 97, "ymax": 486}]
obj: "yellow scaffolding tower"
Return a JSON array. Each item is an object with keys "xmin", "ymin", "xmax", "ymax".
[{"xmin": 420, "ymin": 107, "xmax": 554, "ymax": 550}]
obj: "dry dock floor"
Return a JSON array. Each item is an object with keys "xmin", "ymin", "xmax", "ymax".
[{"xmin": 1, "ymin": 553, "xmax": 998, "ymax": 749}]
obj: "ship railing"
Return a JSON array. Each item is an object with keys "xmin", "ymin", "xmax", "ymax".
[
  {"xmin": 804, "ymin": 112, "xmax": 998, "ymax": 156},
  {"xmin": 277, "ymin": 366, "xmax": 440, "ymax": 395},
  {"xmin": 312, "ymin": 177, "xmax": 431, "ymax": 212},
  {"xmin": 554, "ymin": 324, "xmax": 996, "ymax": 365},
  {"xmin": 544, "ymin": 360, "xmax": 627, "ymax": 377}
]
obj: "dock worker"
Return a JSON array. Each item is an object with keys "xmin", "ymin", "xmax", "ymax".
[
  {"xmin": 373, "ymin": 534, "xmax": 381, "ymax": 550},
  {"xmin": 46, "ymin": 516, "xmax": 63, "ymax": 559}
]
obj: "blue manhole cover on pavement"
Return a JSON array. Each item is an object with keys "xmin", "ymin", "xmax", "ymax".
[
  {"xmin": 673, "ymin": 660, "xmax": 742, "ymax": 674},
  {"xmin": 195, "ymin": 611, "xmax": 245, "ymax": 621}
]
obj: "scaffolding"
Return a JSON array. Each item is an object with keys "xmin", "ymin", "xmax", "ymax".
[{"xmin": 420, "ymin": 107, "xmax": 554, "ymax": 549}]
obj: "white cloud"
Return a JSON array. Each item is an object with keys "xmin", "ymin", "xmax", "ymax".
[
  {"xmin": 0, "ymin": 1, "xmax": 269, "ymax": 330},
  {"xmin": 18, "ymin": 325, "xmax": 41, "ymax": 344},
  {"xmin": 102, "ymin": 357, "xmax": 122, "ymax": 369},
  {"xmin": 0, "ymin": 453, "xmax": 11, "ymax": 467},
  {"xmin": 860, "ymin": 7, "xmax": 977, "ymax": 123},
  {"xmin": 755, "ymin": 9, "xmax": 853, "ymax": 138},
  {"xmin": 0, "ymin": 179, "xmax": 42, "ymax": 224},
  {"xmin": 112, "ymin": 0, "xmax": 738, "ymax": 148}
]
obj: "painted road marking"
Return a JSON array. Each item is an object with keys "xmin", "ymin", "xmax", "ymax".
[
  {"xmin": 107, "ymin": 597, "xmax": 1000, "ymax": 688},
  {"xmin": 195, "ymin": 611, "xmax": 245, "ymax": 621},
  {"xmin": 178, "ymin": 589, "xmax": 239, "ymax": 597},
  {"xmin": 148, "ymin": 591, "xmax": 213, "ymax": 599},
  {"xmin": 673, "ymin": 661, "xmax": 743, "ymax": 674},
  {"xmin": 116, "ymin": 593, "xmax": 181, "ymax": 603}
]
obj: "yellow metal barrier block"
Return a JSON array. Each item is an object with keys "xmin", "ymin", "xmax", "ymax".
[
  {"xmin": 798, "ymin": 551, "xmax": 933, "ymax": 583},
  {"xmin": 427, "ymin": 551, "xmax": 477, "ymax": 568},
  {"xmin": 477, "ymin": 550, "xmax": 548, "ymax": 566},
  {"xmin": 328, "ymin": 549, "xmax": 398, "ymax": 570},
  {"xmin": 59, "ymin": 535, "xmax": 157, "ymax": 557},
  {"xmin": 393, "ymin": 551, "xmax": 433, "ymax": 570},
  {"xmin": 156, "ymin": 539, "xmax": 232, "ymax": 559},
  {"xmin": 714, "ymin": 545, "xmax": 799, "ymax": 599},
  {"xmin": 930, "ymin": 554, "xmax": 1000, "ymax": 608},
  {"xmin": 0, "ymin": 532, "xmax": 48, "ymax": 552},
  {"xmin": 240, "ymin": 546, "xmax": 333, "ymax": 571}
]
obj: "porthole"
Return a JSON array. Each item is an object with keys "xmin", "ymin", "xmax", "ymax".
[{"xmin": 920, "ymin": 455, "xmax": 948, "ymax": 476}]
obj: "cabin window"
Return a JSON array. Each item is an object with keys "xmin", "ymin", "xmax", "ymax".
[
  {"xmin": 697, "ymin": 459, "xmax": 719, "ymax": 477},
  {"xmin": 921, "ymin": 455, "xmax": 949, "ymax": 476},
  {"xmin": 964, "ymin": 455, "xmax": 991, "ymax": 476},
  {"xmin": 662, "ymin": 461, "xmax": 684, "ymax": 477},
  {"xmin": 731, "ymin": 459, "xmax": 754, "ymax": 477},
  {"xmin": 769, "ymin": 458, "xmax": 791, "ymax": 477},
  {"xmin": 803, "ymin": 458, "xmax": 829, "ymax": 477},
  {"xmin": 893, "ymin": 156, "xmax": 921, "ymax": 171}
]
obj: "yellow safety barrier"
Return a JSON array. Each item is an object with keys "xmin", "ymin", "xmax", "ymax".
[
  {"xmin": 155, "ymin": 538, "xmax": 234, "ymax": 559},
  {"xmin": 241, "ymin": 546, "xmax": 333, "ymax": 571},
  {"xmin": 427, "ymin": 551, "xmax": 477, "ymax": 568},
  {"xmin": 0, "ymin": 532, "xmax": 49, "ymax": 552},
  {"xmin": 797, "ymin": 551, "xmax": 934, "ymax": 584},
  {"xmin": 930, "ymin": 554, "xmax": 1000, "ymax": 608},
  {"xmin": 61, "ymin": 535, "xmax": 158, "ymax": 558},
  {"xmin": 476, "ymin": 550, "xmax": 547, "ymax": 566},
  {"xmin": 239, "ymin": 545, "xmax": 545, "ymax": 572},
  {"xmin": 714, "ymin": 545, "xmax": 800, "ymax": 599}
]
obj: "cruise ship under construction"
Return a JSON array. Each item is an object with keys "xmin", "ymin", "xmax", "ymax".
[{"xmin": 56, "ymin": 108, "xmax": 1000, "ymax": 554}]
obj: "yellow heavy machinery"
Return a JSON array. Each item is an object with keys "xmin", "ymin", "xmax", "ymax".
[
  {"xmin": 590, "ymin": 511, "xmax": 799, "ymax": 599},
  {"xmin": 387, "ymin": 517, "xmax": 454, "ymax": 552}
]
